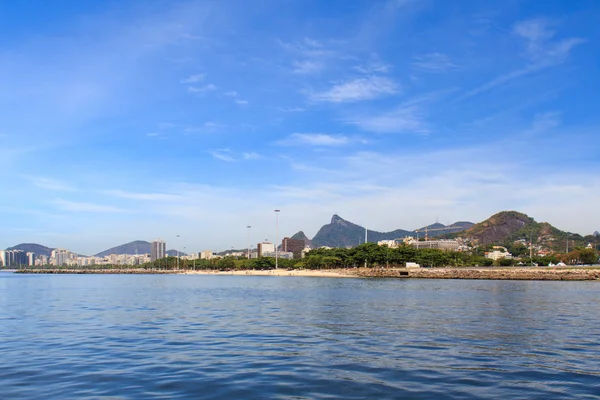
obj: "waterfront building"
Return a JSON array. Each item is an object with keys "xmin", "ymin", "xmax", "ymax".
[
  {"xmin": 257, "ymin": 242, "xmax": 275, "ymax": 257},
  {"xmin": 262, "ymin": 251, "xmax": 294, "ymax": 260},
  {"xmin": 200, "ymin": 250, "xmax": 213, "ymax": 260},
  {"xmin": 151, "ymin": 239, "xmax": 166, "ymax": 262},
  {"xmin": 0, "ymin": 250, "xmax": 28, "ymax": 267},
  {"xmin": 485, "ymin": 246, "xmax": 513, "ymax": 260},
  {"xmin": 26, "ymin": 252, "xmax": 35, "ymax": 266},
  {"xmin": 406, "ymin": 238, "xmax": 461, "ymax": 252},
  {"xmin": 51, "ymin": 249, "xmax": 71, "ymax": 266},
  {"xmin": 281, "ymin": 237, "xmax": 305, "ymax": 259}
]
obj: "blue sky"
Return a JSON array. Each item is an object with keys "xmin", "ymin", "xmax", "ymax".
[{"xmin": 1, "ymin": 0, "xmax": 599, "ymax": 255}]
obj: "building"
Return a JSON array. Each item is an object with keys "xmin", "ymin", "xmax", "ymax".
[
  {"xmin": 281, "ymin": 237, "xmax": 306, "ymax": 259},
  {"xmin": 0, "ymin": 250, "xmax": 28, "ymax": 267},
  {"xmin": 51, "ymin": 249, "xmax": 71, "ymax": 266},
  {"xmin": 151, "ymin": 239, "xmax": 166, "ymax": 262},
  {"xmin": 200, "ymin": 250, "xmax": 213, "ymax": 260},
  {"xmin": 262, "ymin": 251, "xmax": 294, "ymax": 260},
  {"xmin": 257, "ymin": 242, "xmax": 275, "ymax": 257},
  {"xmin": 377, "ymin": 239, "xmax": 400, "ymax": 248},
  {"xmin": 406, "ymin": 238, "xmax": 461, "ymax": 252},
  {"xmin": 26, "ymin": 252, "xmax": 35, "ymax": 266},
  {"xmin": 485, "ymin": 246, "xmax": 513, "ymax": 261}
]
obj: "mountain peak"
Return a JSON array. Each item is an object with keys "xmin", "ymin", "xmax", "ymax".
[{"xmin": 331, "ymin": 214, "xmax": 345, "ymax": 224}]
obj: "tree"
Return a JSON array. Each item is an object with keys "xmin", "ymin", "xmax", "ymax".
[{"xmin": 580, "ymin": 249, "xmax": 599, "ymax": 265}]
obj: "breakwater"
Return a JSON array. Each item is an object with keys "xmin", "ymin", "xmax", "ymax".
[
  {"xmin": 13, "ymin": 267, "xmax": 600, "ymax": 280},
  {"xmin": 348, "ymin": 267, "xmax": 600, "ymax": 280},
  {"xmin": 14, "ymin": 268, "xmax": 180, "ymax": 274}
]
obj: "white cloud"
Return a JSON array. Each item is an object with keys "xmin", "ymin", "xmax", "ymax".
[
  {"xmin": 224, "ymin": 91, "xmax": 249, "ymax": 105},
  {"xmin": 354, "ymin": 62, "xmax": 390, "ymax": 74},
  {"xmin": 277, "ymin": 133, "xmax": 350, "ymax": 147},
  {"xmin": 311, "ymin": 76, "xmax": 398, "ymax": 103},
  {"xmin": 292, "ymin": 60, "xmax": 323, "ymax": 74},
  {"xmin": 180, "ymin": 73, "xmax": 205, "ymax": 83},
  {"xmin": 188, "ymin": 84, "xmax": 217, "ymax": 93},
  {"xmin": 209, "ymin": 148, "xmax": 260, "ymax": 162},
  {"xmin": 278, "ymin": 107, "xmax": 305, "ymax": 112},
  {"xmin": 102, "ymin": 189, "xmax": 182, "ymax": 202},
  {"xmin": 412, "ymin": 53, "xmax": 456, "ymax": 72},
  {"xmin": 531, "ymin": 112, "xmax": 561, "ymax": 133},
  {"xmin": 53, "ymin": 199, "xmax": 129, "ymax": 213},
  {"xmin": 347, "ymin": 106, "xmax": 427, "ymax": 133},
  {"xmin": 461, "ymin": 19, "xmax": 585, "ymax": 100},
  {"xmin": 513, "ymin": 18, "xmax": 585, "ymax": 65},
  {"xmin": 30, "ymin": 177, "xmax": 77, "ymax": 192}
]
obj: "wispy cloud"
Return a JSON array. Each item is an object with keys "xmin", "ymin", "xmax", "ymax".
[
  {"xmin": 180, "ymin": 73, "xmax": 205, "ymax": 83},
  {"xmin": 354, "ymin": 61, "xmax": 390, "ymax": 74},
  {"xmin": 208, "ymin": 149, "xmax": 260, "ymax": 162},
  {"xmin": 29, "ymin": 177, "xmax": 77, "ymax": 192},
  {"xmin": 310, "ymin": 76, "xmax": 399, "ymax": 103},
  {"xmin": 277, "ymin": 133, "xmax": 350, "ymax": 147},
  {"xmin": 278, "ymin": 107, "xmax": 305, "ymax": 112},
  {"xmin": 412, "ymin": 53, "xmax": 456, "ymax": 72},
  {"xmin": 53, "ymin": 199, "xmax": 129, "ymax": 213},
  {"xmin": 530, "ymin": 111, "xmax": 561, "ymax": 133},
  {"xmin": 346, "ymin": 106, "xmax": 427, "ymax": 133},
  {"xmin": 514, "ymin": 18, "xmax": 585, "ymax": 65},
  {"xmin": 224, "ymin": 91, "xmax": 249, "ymax": 105},
  {"xmin": 188, "ymin": 84, "xmax": 217, "ymax": 93},
  {"xmin": 292, "ymin": 60, "xmax": 323, "ymax": 74},
  {"xmin": 461, "ymin": 18, "xmax": 585, "ymax": 100},
  {"xmin": 102, "ymin": 189, "xmax": 182, "ymax": 202}
]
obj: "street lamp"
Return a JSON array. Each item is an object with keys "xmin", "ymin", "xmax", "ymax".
[
  {"xmin": 247, "ymin": 225, "xmax": 251, "ymax": 259},
  {"xmin": 274, "ymin": 210, "xmax": 280, "ymax": 269},
  {"xmin": 176, "ymin": 234, "xmax": 180, "ymax": 270}
]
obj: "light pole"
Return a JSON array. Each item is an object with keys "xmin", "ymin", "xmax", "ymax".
[
  {"xmin": 176, "ymin": 234, "xmax": 180, "ymax": 270},
  {"xmin": 274, "ymin": 210, "xmax": 280, "ymax": 269},
  {"xmin": 247, "ymin": 225, "xmax": 251, "ymax": 259}
]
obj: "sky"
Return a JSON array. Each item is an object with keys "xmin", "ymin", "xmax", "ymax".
[{"xmin": 1, "ymin": 0, "xmax": 599, "ymax": 255}]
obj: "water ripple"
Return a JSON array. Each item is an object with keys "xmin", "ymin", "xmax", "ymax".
[{"xmin": 1, "ymin": 273, "xmax": 600, "ymax": 399}]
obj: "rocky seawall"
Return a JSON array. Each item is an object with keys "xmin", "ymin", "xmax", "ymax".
[
  {"xmin": 12, "ymin": 267, "xmax": 600, "ymax": 280},
  {"xmin": 15, "ymin": 269, "xmax": 180, "ymax": 274},
  {"xmin": 346, "ymin": 267, "xmax": 600, "ymax": 281}
]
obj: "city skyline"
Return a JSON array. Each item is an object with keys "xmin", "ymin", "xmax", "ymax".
[{"xmin": 1, "ymin": 1, "xmax": 599, "ymax": 255}]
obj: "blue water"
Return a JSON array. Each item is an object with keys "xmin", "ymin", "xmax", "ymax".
[{"xmin": 1, "ymin": 273, "xmax": 599, "ymax": 399}]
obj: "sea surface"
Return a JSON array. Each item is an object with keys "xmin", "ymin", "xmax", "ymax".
[{"xmin": 1, "ymin": 272, "xmax": 599, "ymax": 399}]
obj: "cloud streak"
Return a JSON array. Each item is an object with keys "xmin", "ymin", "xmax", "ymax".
[
  {"xmin": 310, "ymin": 76, "xmax": 399, "ymax": 103},
  {"xmin": 277, "ymin": 133, "xmax": 350, "ymax": 147}
]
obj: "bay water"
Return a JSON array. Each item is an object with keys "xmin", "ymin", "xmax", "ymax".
[{"xmin": 1, "ymin": 272, "xmax": 599, "ymax": 399}]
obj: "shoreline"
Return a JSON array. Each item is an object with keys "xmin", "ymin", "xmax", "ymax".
[{"xmin": 11, "ymin": 267, "xmax": 600, "ymax": 280}]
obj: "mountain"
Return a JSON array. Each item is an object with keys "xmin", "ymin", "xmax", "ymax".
[
  {"xmin": 595, "ymin": 231, "xmax": 600, "ymax": 237},
  {"xmin": 5, "ymin": 243, "xmax": 54, "ymax": 258},
  {"xmin": 95, "ymin": 240, "xmax": 151, "ymax": 257},
  {"xmin": 94, "ymin": 241, "xmax": 187, "ymax": 257},
  {"xmin": 310, "ymin": 214, "xmax": 473, "ymax": 248},
  {"xmin": 290, "ymin": 231, "xmax": 312, "ymax": 247},
  {"xmin": 458, "ymin": 210, "xmax": 584, "ymax": 251}
]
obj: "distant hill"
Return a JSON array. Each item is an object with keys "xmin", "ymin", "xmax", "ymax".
[
  {"xmin": 95, "ymin": 241, "xmax": 186, "ymax": 257},
  {"xmin": 5, "ymin": 243, "xmax": 54, "ymax": 258},
  {"xmin": 95, "ymin": 240, "xmax": 151, "ymax": 257},
  {"xmin": 310, "ymin": 214, "xmax": 473, "ymax": 248},
  {"xmin": 457, "ymin": 210, "xmax": 589, "ymax": 251},
  {"xmin": 290, "ymin": 231, "xmax": 312, "ymax": 247}
]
